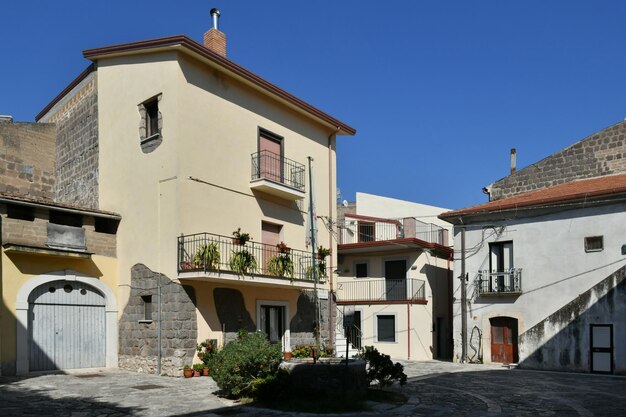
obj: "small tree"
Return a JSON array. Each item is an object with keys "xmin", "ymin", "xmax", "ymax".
[
  {"xmin": 355, "ymin": 346, "xmax": 407, "ymax": 388},
  {"xmin": 211, "ymin": 330, "xmax": 282, "ymax": 398}
]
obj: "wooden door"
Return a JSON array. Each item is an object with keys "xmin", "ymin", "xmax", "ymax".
[
  {"xmin": 261, "ymin": 222, "xmax": 281, "ymax": 273},
  {"xmin": 490, "ymin": 317, "xmax": 518, "ymax": 364},
  {"xmin": 259, "ymin": 134, "xmax": 282, "ymax": 182}
]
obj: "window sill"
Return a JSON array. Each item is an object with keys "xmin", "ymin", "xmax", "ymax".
[
  {"xmin": 141, "ymin": 133, "xmax": 161, "ymax": 144},
  {"xmin": 138, "ymin": 320, "xmax": 153, "ymax": 324}
]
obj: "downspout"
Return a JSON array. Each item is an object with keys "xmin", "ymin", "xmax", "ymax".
[
  {"xmin": 328, "ymin": 126, "xmax": 340, "ymax": 351},
  {"xmin": 407, "ymin": 302, "xmax": 411, "ymax": 360}
]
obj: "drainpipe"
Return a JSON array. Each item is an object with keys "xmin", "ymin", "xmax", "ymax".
[
  {"xmin": 460, "ymin": 227, "xmax": 467, "ymax": 363},
  {"xmin": 328, "ymin": 127, "xmax": 340, "ymax": 351},
  {"xmin": 407, "ymin": 302, "xmax": 411, "ymax": 360}
]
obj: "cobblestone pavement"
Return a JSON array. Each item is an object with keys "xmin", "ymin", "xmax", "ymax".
[{"xmin": 1, "ymin": 362, "xmax": 625, "ymax": 416}]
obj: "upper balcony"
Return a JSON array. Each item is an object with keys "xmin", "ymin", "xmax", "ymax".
[
  {"xmin": 250, "ymin": 150, "xmax": 305, "ymax": 201},
  {"xmin": 335, "ymin": 278, "xmax": 426, "ymax": 305},
  {"xmin": 476, "ymin": 269, "xmax": 522, "ymax": 296},
  {"xmin": 177, "ymin": 232, "xmax": 324, "ymax": 289},
  {"xmin": 338, "ymin": 214, "xmax": 451, "ymax": 255}
]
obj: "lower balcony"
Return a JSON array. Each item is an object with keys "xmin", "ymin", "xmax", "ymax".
[
  {"xmin": 177, "ymin": 233, "xmax": 324, "ymax": 288},
  {"xmin": 335, "ymin": 278, "xmax": 426, "ymax": 305},
  {"xmin": 476, "ymin": 269, "xmax": 522, "ymax": 296}
]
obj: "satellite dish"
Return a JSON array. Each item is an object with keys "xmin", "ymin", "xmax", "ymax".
[{"xmin": 342, "ymin": 200, "xmax": 348, "ymax": 207}]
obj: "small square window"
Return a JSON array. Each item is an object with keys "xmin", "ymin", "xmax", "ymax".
[
  {"xmin": 355, "ymin": 263, "xmax": 368, "ymax": 278},
  {"xmin": 585, "ymin": 236, "xmax": 603, "ymax": 252},
  {"xmin": 140, "ymin": 295, "xmax": 153, "ymax": 322},
  {"xmin": 377, "ymin": 315, "xmax": 395, "ymax": 342}
]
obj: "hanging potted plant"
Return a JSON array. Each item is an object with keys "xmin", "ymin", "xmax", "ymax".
[
  {"xmin": 267, "ymin": 252, "xmax": 294, "ymax": 278},
  {"xmin": 193, "ymin": 242, "xmax": 221, "ymax": 270},
  {"xmin": 232, "ymin": 228, "xmax": 251, "ymax": 245},
  {"xmin": 317, "ymin": 246, "xmax": 331, "ymax": 260},
  {"xmin": 229, "ymin": 248, "xmax": 257, "ymax": 275}
]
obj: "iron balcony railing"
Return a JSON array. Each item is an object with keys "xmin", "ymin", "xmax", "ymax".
[
  {"xmin": 178, "ymin": 232, "xmax": 324, "ymax": 283},
  {"xmin": 336, "ymin": 278, "xmax": 426, "ymax": 302},
  {"xmin": 251, "ymin": 150, "xmax": 305, "ymax": 192},
  {"xmin": 339, "ymin": 216, "xmax": 449, "ymax": 246},
  {"xmin": 476, "ymin": 268, "xmax": 522, "ymax": 295}
]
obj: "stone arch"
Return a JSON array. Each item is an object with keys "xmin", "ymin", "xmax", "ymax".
[{"xmin": 15, "ymin": 270, "xmax": 118, "ymax": 375}]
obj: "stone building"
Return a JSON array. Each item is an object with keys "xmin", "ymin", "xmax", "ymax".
[
  {"xmin": 0, "ymin": 117, "xmax": 120, "ymax": 375},
  {"xmin": 440, "ymin": 122, "xmax": 626, "ymax": 374},
  {"xmin": 29, "ymin": 9, "xmax": 355, "ymax": 376}
]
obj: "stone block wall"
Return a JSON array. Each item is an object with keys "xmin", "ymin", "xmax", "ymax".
[
  {"xmin": 41, "ymin": 72, "xmax": 99, "ymax": 210},
  {"xmin": 0, "ymin": 213, "xmax": 48, "ymax": 247},
  {"xmin": 0, "ymin": 122, "xmax": 56, "ymax": 198},
  {"xmin": 119, "ymin": 264, "xmax": 197, "ymax": 376},
  {"xmin": 490, "ymin": 120, "xmax": 626, "ymax": 201}
]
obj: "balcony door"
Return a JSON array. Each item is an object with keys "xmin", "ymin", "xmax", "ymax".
[
  {"xmin": 259, "ymin": 131, "xmax": 282, "ymax": 183},
  {"xmin": 489, "ymin": 241, "xmax": 513, "ymax": 292},
  {"xmin": 384, "ymin": 260, "xmax": 407, "ymax": 300},
  {"xmin": 262, "ymin": 222, "xmax": 281, "ymax": 274}
]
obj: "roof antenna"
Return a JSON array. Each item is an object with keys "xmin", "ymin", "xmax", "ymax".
[{"xmin": 210, "ymin": 8, "xmax": 221, "ymax": 31}]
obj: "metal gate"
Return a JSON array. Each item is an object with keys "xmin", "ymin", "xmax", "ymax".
[
  {"xmin": 29, "ymin": 280, "xmax": 106, "ymax": 371},
  {"xmin": 590, "ymin": 324, "xmax": 613, "ymax": 373}
]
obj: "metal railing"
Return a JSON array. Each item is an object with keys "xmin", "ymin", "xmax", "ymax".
[
  {"xmin": 476, "ymin": 269, "xmax": 522, "ymax": 295},
  {"xmin": 339, "ymin": 216, "xmax": 449, "ymax": 246},
  {"xmin": 251, "ymin": 150, "xmax": 305, "ymax": 192},
  {"xmin": 178, "ymin": 232, "xmax": 323, "ymax": 282},
  {"xmin": 336, "ymin": 278, "xmax": 426, "ymax": 302}
]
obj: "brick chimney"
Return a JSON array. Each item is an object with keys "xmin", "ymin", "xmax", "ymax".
[{"xmin": 204, "ymin": 8, "xmax": 226, "ymax": 57}]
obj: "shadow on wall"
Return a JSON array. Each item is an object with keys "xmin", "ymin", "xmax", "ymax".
[
  {"xmin": 118, "ymin": 264, "xmax": 197, "ymax": 376},
  {"xmin": 213, "ymin": 287, "xmax": 256, "ymax": 344},
  {"xmin": 520, "ymin": 265, "xmax": 626, "ymax": 374}
]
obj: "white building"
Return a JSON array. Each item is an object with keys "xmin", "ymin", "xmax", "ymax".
[{"xmin": 334, "ymin": 193, "xmax": 453, "ymax": 360}]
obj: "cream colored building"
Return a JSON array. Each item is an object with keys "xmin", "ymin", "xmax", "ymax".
[
  {"xmin": 335, "ymin": 193, "xmax": 453, "ymax": 361},
  {"xmin": 35, "ymin": 15, "xmax": 355, "ymax": 374}
]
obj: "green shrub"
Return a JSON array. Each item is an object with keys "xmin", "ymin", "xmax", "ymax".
[
  {"xmin": 250, "ymin": 369, "xmax": 291, "ymax": 402},
  {"xmin": 355, "ymin": 346, "xmax": 407, "ymax": 388},
  {"xmin": 211, "ymin": 330, "xmax": 282, "ymax": 398},
  {"xmin": 291, "ymin": 344, "xmax": 334, "ymax": 358}
]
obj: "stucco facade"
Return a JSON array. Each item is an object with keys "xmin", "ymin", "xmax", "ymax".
[
  {"xmin": 335, "ymin": 193, "xmax": 453, "ymax": 361},
  {"xmin": 33, "ymin": 29, "xmax": 354, "ymax": 374}
]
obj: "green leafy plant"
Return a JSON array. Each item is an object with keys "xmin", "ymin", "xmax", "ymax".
[
  {"xmin": 232, "ymin": 228, "xmax": 251, "ymax": 245},
  {"xmin": 197, "ymin": 339, "xmax": 217, "ymax": 367},
  {"xmin": 267, "ymin": 253, "xmax": 294, "ymax": 278},
  {"xmin": 317, "ymin": 246, "xmax": 331, "ymax": 259},
  {"xmin": 229, "ymin": 249, "xmax": 257, "ymax": 275},
  {"xmin": 193, "ymin": 363, "xmax": 204, "ymax": 372},
  {"xmin": 305, "ymin": 262, "xmax": 327, "ymax": 280},
  {"xmin": 193, "ymin": 242, "xmax": 220, "ymax": 269},
  {"xmin": 210, "ymin": 330, "xmax": 282, "ymax": 398},
  {"xmin": 355, "ymin": 346, "xmax": 407, "ymax": 388}
]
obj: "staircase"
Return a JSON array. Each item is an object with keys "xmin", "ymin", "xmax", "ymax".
[{"xmin": 334, "ymin": 307, "xmax": 361, "ymax": 358}]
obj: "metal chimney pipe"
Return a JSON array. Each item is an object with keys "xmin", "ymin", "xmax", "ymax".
[
  {"xmin": 510, "ymin": 148, "xmax": 517, "ymax": 175},
  {"xmin": 210, "ymin": 8, "xmax": 221, "ymax": 31}
]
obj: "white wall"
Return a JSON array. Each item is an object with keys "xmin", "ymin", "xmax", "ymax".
[{"xmin": 452, "ymin": 202, "xmax": 626, "ymax": 364}]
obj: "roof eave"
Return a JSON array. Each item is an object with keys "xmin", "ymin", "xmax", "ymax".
[{"xmin": 81, "ymin": 35, "xmax": 356, "ymax": 136}]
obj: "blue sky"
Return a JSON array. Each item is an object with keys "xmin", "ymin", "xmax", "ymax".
[{"xmin": 2, "ymin": 1, "xmax": 626, "ymax": 210}]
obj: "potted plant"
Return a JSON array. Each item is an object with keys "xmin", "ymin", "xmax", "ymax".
[
  {"xmin": 232, "ymin": 228, "xmax": 251, "ymax": 245},
  {"xmin": 193, "ymin": 363, "xmax": 203, "ymax": 377},
  {"xmin": 193, "ymin": 242, "xmax": 220, "ymax": 270},
  {"xmin": 229, "ymin": 249, "xmax": 257, "ymax": 275},
  {"xmin": 277, "ymin": 241, "xmax": 291, "ymax": 254},
  {"xmin": 267, "ymin": 253, "xmax": 294, "ymax": 278},
  {"xmin": 197, "ymin": 338, "xmax": 217, "ymax": 374},
  {"xmin": 317, "ymin": 246, "xmax": 331, "ymax": 260},
  {"xmin": 183, "ymin": 364, "xmax": 193, "ymax": 378}
]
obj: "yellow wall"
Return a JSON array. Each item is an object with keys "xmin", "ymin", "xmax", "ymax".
[
  {"xmin": 96, "ymin": 51, "xmax": 337, "ymax": 325},
  {"xmin": 0, "ymin": 251, "xmax": 117, "ymax": 369}
]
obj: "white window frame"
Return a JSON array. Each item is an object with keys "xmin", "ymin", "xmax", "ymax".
[{"xmin": 256, "ymin": 300, "xmax": 290, "ymax": 351}]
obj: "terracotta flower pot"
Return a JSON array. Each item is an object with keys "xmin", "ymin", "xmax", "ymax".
[
  {"xmin": 193, "ymin": 370, "xmax": 201, "ymax": 377},
  {"xmin": 183, "ymin": 368, "xmax": 193, "ymax": 378},
  {"xmin": 202, "ymin": 367, "xmax": 210, "ymax": 376},
  {"xmin": 283, "ymin": 351, "xmax": 293, "ymax": 361}
]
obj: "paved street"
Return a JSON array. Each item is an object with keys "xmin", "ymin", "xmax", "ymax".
[{"xmin": 1, "ymin": 361, "xmax": 625, "ymax": 416}]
